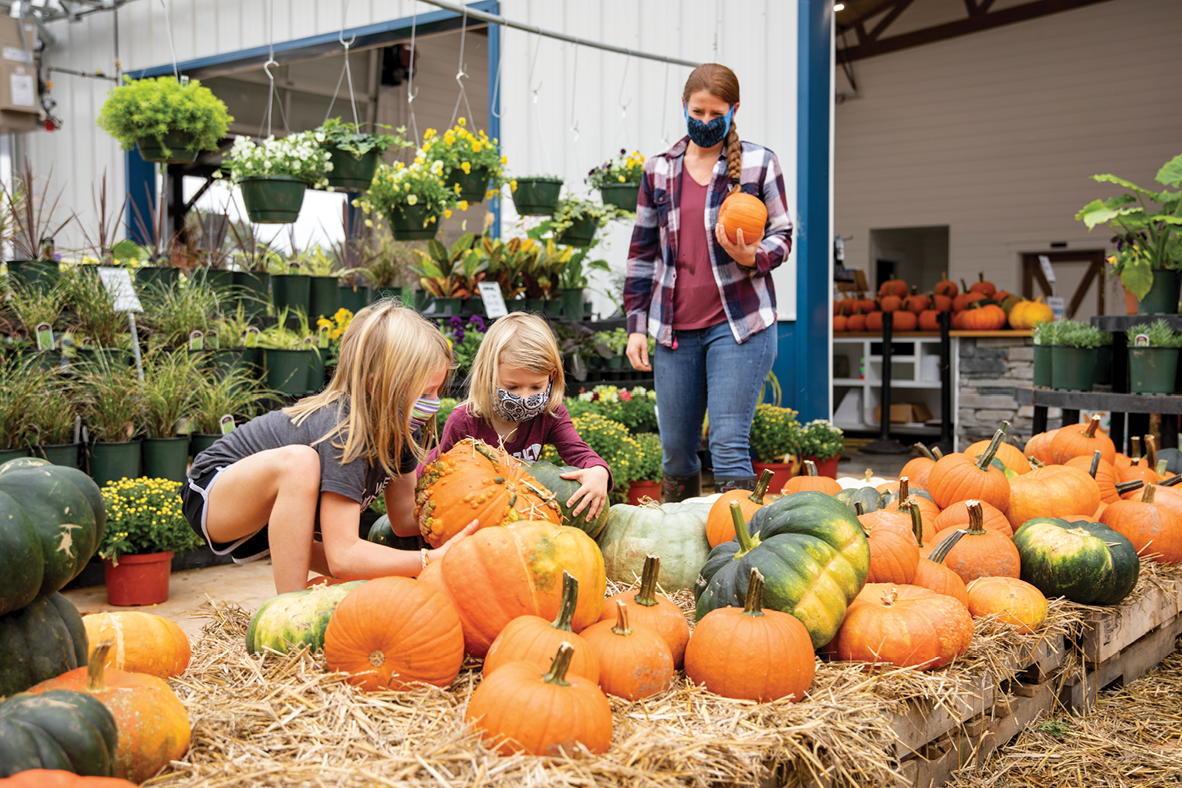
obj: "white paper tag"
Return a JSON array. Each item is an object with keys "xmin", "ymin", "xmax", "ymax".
[
  {"xmin": 188, "ymin": 330, "xmax": 204, "ymax": 351},
  {"xmin": 1135, "ymin": 334, "xmax": 1150, "ymax": 347},
  {"xmin": 9, "ymin": 73, "xmax": 34, "ymax": 107},
  {"xmin": 1046, "ymin": 296, "xmax": 1066, "ymax": 321},
  {"xmin": 98, "ymin": 267, "xmax": 143, "ymax": 313},
  {"xmin": 2, "ymin": 46, "xmax": 31, "ymax": 64},
  {"xmin": 219, "ymin": 414, "xmax": 235, "ymax": 435},
  {"xmin": 35, "ymin": 322, "xmax": 53, "ymax": 351},
  {"xmin": 478, "ymin": 281, "xmax": 508, "ymax": 319}
]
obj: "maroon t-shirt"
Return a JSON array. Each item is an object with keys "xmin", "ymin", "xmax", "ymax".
[
  {"xmin": 422, "ymin": 403, "xmax": 613, "ymax": 489},
  {"xmin": 672, "ymin": 168, "xmax": 727, "ymax": 330}
]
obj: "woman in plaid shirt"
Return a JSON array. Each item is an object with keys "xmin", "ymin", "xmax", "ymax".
[{"xmin": 623, "ymin": 63, "xmax": 793, "ymax": 500}]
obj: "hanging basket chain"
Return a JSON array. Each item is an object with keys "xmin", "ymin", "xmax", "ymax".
[
  {"xmin": 324, "ymin": 0, "xmax": 361, "ymax": 127},
  {"xmin": 406, "ymin": 3, "xmax": 421, "ymax": 146},
  {"xmin": 448, "ymin": 3, "xmax": 475, "ymax": 128},
  {"xmin": 527, "ymin": 35, "xmax": 551, "ymax": 176}
]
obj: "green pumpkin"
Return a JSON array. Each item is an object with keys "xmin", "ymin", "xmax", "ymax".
[
  {"xmin": 0, "ymin": 593, "xmax": 89, "ymax": 698},
  {"xmin": 1158, "ymin": 447, "xmax": 1182, "ymax": 475},
  {"xmin": 0, "ymin": 457, "xmax": 107, "ymax": 614},
  {"xmin": 1013, "ymin": 517, "xmax": 1140, "ymax": 606},
  {"xmin": 367, "ymin": 515, "xmax": 396, "ymax": 547},
  {"xmin": 0, "ymin": 689, "xmax": 119, "ymax": 778},
  {"xmin": 596, "ymin": 500, "xmax": 711, "ymax": 592},
  {"xmin": 526, "ymin": 459, "xmax": 610, "ymax": 539},
  {"xmin": 246, "ymin": 581, "xmax": 365, "ymax": 656},
  {"xmin": 695, "ymin": 491, "xmax": 870, "ymax": 649},
  {"xmin": 834, "ymin": 486, "xmax": 883, "ymax": 515}
]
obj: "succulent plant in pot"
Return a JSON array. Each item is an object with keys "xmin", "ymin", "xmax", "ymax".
[{"xmin": 97, "ymin": 75, "xmax": 233, "ymax": 163}]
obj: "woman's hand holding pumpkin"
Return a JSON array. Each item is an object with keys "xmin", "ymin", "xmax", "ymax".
[{"xmin": 715, "ymin": 223, "xmax": 762, "ymax": 268}]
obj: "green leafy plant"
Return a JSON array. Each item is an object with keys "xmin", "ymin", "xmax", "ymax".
[
  {"xmin": 1077, "ymin": 152, "xmax": 1182, "ymax": 299},
  {"xmin": 542, "ymin": 412, "xmax": 642, "ymax": 503},
  {"xmin": 221, "ymin": 132, "xmax": 333, "ymax": 189},
  {"xmin": 748, "ymin": 404, "xmax": 801, "ymax": 464},
  {"xmin": 557, "ymin": 246, "xmax": 611, "ymax": 290},
  {"xmin": 78, "ymin": 358, "xmax": 143, "ymax": 442},
  {"xmin": 419, "ymin": 118, "xmax": 507, "ymax": 193},
  {"xmin": 190, "ymin": 365, "xmax": 270, "ymax": 434},
  {"xmin": 1126, "ymin": 319, "xmax": 1182, "ymax": 348},
  {"xmin": 793, "ymin": 419, "xmax": 844, "ymax": 462},
  {"xmin": 436, "ymin": 397, "xmax": 460, "ymax": 431},
  {"xmin": 0, "ymin": 355, "xmax": 45, "ymax": 449},
  {"xmin": 258, "ymin": 310, "xmax": 313, "ymax": 350},
  {"xmin": 315, "ymin": 117, "xmax": 411, "ymax": 159},
  {"xmin": 26, "ymin": 369, "xmax": 78, "ymax": 447},
  {"xmin": 630, "ymin": 432, "xmax": 663, "ymax": 483},
  {"xmin": 586, "ymin": 149, "xmax": 646, "ymax": 189},
  {"xmin": 295, "ymin": 243, "xmax": 340, "ymax": 278},
  {"xmin": 140, "ymin": 349, "xmax": 201, "ymax": 439},
  {"xmin": 1032, "ymin": 321, "xmax": 1060, "ymax": 346},
  {"xmin": 97, "ymin": 477, "xmax": 205, "ymax": 562},
  {"xmin": 141, "ymin": 276, "xmax": 223, "ymax": 350},
  {"xmin": 569, "ymin": 385, "xmax": 658, "ymax": 434},
  {"xmin": 363, "ymin": 229, "xmax": 418, "ymax": 289},
  {"xmin": 549, "ymin": 196, "xmax": 626, "ymax": 237},
  {"xmin": 355, "ymin": 160, "xmax": 457, "ymax": 226},
  {"xmin": 97, "ymin": 76, "xmax": 233, "ymax": 157},
  {"xmin": 410, "ymin": 233, "xmax": 487, "ymax": 299},
  {"xmin": 594, "ymin": 328, "xmax": 630, "ymax": 356},
  {"xmin": 481, "ymin": 236, "xmax": 540, "ymax": 302}
]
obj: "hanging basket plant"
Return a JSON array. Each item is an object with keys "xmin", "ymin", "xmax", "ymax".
[
  {"xmin": 220, "ymin": 132, "xmax": 332, "ymax": 224},
  {"xmin": 314, "ymin": 117, "xmax": 412, "ymax": 192},
  {"xmin": 97, "ymin": 75, "xmax": 233, "ymax": 164},
  {"xmin": 353, "ymin": 160, "xmax": 457, "ymax": 242},
  {"xmin": 551, "ymin": 196, "xmax": 625, "ymax": 248},
  {"xmin": 510, "ymin": 176, "xmax": 564, "ymax": 216},
  {"xmin": 587, "ymin": 149, "xmax": 645, "ymax": 213},
  {"xmin": 419, "ymin": 117, "xmax": 508, "ymax": 204}
]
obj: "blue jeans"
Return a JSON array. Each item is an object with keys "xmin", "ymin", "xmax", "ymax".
[{"xmin": 654, "ymin": 320, "xmax": 778, "ymax": 479}]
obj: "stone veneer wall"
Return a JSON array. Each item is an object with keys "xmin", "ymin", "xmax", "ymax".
[{"xmin": 958, "ymin": 336, "xmax": 1062, "ymax": 447}]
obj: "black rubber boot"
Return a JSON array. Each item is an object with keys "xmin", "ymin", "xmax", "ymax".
[
  {"xmin": 661, "ymin": 471, "xmax": 701, "ymax": 503},
  {"xmin": 715, "ymin": 475, "xmax": 758, "ymax": 494}
]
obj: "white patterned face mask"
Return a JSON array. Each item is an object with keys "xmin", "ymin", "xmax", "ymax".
[{"xmin": 492, "ymin": 384, "xmax": 551, "ymax": 423}]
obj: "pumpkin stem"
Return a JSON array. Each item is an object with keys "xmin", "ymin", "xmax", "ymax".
[
  {"xmin": 1158, "ymin": 459, "xmax": 1169, "ymax": 477},
  {"xmin": 1088, "ymin": 450, "xmax": 1102, "ymax": 479},
  {"xmin": 854, "ymin": 501, "xmax": 865, "ymax": 516},
  {"xmin": 551, "ymin": 571, "xmax": 579, "ymax": 632},
  {"xmin": 88, "ymin": 640, "xmax": 113, "ymax": 693},
  {"xmin": 1116, "ymin": 479, "xmax": 1145, "ymax": 495},
  {"xmin": 898, "ymin": 477, "xmax": 910, "ymax": 501},
  {"xmin": 927, "ymin": 527, "xmax": 967, "ymax": 564},
  {"xmin": 742, "ymin": 568, "xmax": 766, "ymax": 617},
  {"xmin": 1082, "ymin": 415, "xmax": 1101, "ymax": 439},
  {"xmin": 750, "ymin": 468, "xmax": 774, "ymax": 504},
  {"xmin": 905, "ymin": 500, "xmax": 925, "ymax": 549},
  {"xmin": 864, "ymin": 468, "xmax": 873, "ymax": 483},
  {"xmin": 634, "ymin": 555, "xmax": 660, "ymax": 607},
  {"xmin": 1160, "ymin": 474, "xmax": 1182, "ymax": 488},
  {"xmin": 964, "ymin": 500, "xmax": 986, "ymax": 534},
  {"xmin": 1142, "ymin": 485, "xmax": 1157, "ymax": 505},
  {"xmin": 804, "ymin": 461, "xmax": 818, "ymax": 477},
  {"xmin": 542, "ymin": 642, "xmax": 575, "ymax": 687},
  {"xmin": 611, "ymin": 600, "xmax": 633, "ymax": 636},
  {"xmin": 1131, "ymin": 436, "xmax": 1142, "ymax": 460},
  {"xmin": 915, "ymin": 443, "xmax": 935, "ymax": 461},
  {"xmin": 961, "ymin": 278, "xmax": 970, "ymax": 292},
  {"xmin": 932, "ymin": 447, "xmax": 945, "ymax": 460},
  {"xmin": 975, "ymin": 424, "xmax": 1008, "ymax": 472},
  {"xmin": 1131, "ymin": 458, "xmax": 1141, "ymax": 467},
  {"xmin": 729, "ymin": 501, "xmax": 759, "ymax": 557},
  {"xmin": 1028, "ymin": 457, "xmax": 1045, "ymax": 469},
  {"xmin": 1145, "ymin": 435, "xmax": 1158, "ymax": 469}
]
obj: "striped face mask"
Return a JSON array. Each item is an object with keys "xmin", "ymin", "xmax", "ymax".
[{"xmin": 409, "ymin": 396, "xmax": 441, "ymax": 429}]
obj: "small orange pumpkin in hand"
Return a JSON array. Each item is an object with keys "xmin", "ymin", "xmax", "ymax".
[{"xmin": 718, "ymin": 193, "xmax": 767, "ymax": 244}]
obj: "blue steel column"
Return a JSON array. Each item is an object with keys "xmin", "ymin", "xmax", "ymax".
[
  {"xmin": 124, "ymin": 150, "xmax": 155, "ymax": 245},
  {"xmin": 487, "ymin": 2, "xmax": 501, "ymax": 239}
]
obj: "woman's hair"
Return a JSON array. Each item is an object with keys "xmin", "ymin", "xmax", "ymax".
[
  {"xmin": 285, "ymin": 299, "xmax": 452, "ymax": 476},
  {"xmin": 466, "ymin": 313, "xmax": 565, "ymax": 421},
  {"xmin": 683, "ymin": 63, "xmax": 743, "ymax": 196}
]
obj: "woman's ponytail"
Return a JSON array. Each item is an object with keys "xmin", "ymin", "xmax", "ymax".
[{"xmin": 725, "ymin": 121, "xmax": 742, "ymax": 196}]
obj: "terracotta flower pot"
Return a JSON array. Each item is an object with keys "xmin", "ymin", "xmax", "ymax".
[
  {"xmin": 626, "ymin": 479, "xmax": 662, "ymax": 505},
  {"xmin": 104, "ymin": 551, "xmax": 174, "ymax": 606},
  {"xmin": 804, "ymin": 455, "xmax": 840, "ymax": 479},
  {"xmin": 752, "ymin": 461, "xmax": 794, "ymax": 493}
]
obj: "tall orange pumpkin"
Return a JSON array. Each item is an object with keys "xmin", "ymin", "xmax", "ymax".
[
  {"xmin": 927, "ymin": 501, "xmax": 1021, "ymax": 583},
  {"xmin": 81, "ymin": 612, "xmax": 190, "ymax": 679},
  {"xmin": 27, "ymin": 643, "xmax": 191, "ymax": 784},
  {"xmin": 782, "ymin": 460, "xmax": 842, "ymax": 496},
  {"xmin": 927, "ymin": 426, "xmax": 1011, "ymax": 511},
  {"xmin": 1007, "ymin": 465, "xmax": 1101, "ymax": 530},
  {"xmin": 1099, "ymin": 486, "xmax": 1182, "ymax": 564},
  {"xmin": 1049, "ymin": 416, "xmax": 1115, "ymax": 466},
  {"xmin": 1065, "ymin": 450, "xmax": 1120, "ymax": 504},
  {"xmin": 415, "ymin": 438, "xmax": 561, "ymax": 547},
  {"xmin": 600, "ymin": 555, "xmax": 690, "ymax": 668},
  {"xmin": 580, "ymin": 602, "xmax": 674, "ymax": 701},
  {"xmin": 717, "ymin": 193, "xmax": 767, "ymax": 244},
  {"xmin": 707, "ymin": 469, "xmax": 774, "ymax": 547},
  {"xmin": 858, "ymin": 508, "xmax": 920, "ymax": 585}
]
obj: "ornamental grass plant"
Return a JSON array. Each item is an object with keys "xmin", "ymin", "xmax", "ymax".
[
  {"xmin": 0, "ymin": 355, "xmax": 43, "ymax": 450},
  {"xmin": 63, "ymin": 268, "xmax": 126, "ymax": 349},
  {"xmin": 7, "ymin": 280, "xmax": 66, "ymax": 339},
  {"xmin": 748, "ymin": 404, "xmax": 801, "ymax": 464},
  {"xmin": 25, "ymin": 367, "xmax": 78, "ymax": 447},
  {"xmin": 97, "ymin": 477, "xmax": 204, "ymax": 562},
  {"xmin": 141, "ymin": 349, "xmax": 202, "ymax": 439},
  {"xmin": 78, "ymin": 357, "xmax": 143, "ymax": 442},
  {"xmin": 141, "ymin": 275, "xmax": 223, "ymax": 350},
  {"xmin": 190, "ymin": 365, "xmax": 270, "ymax": 435}
]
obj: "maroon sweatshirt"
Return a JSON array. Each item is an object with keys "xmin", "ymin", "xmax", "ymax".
[{"xmin": 423, "ymin": 403, "xmax": 613, "ymax": 489}]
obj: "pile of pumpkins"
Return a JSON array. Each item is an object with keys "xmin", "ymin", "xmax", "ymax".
[
  {"xmin": 0, "ymin": 457, "xmax": 193, "ymax": 785},
  {"xmin": 834, "ymin": 273, "xmax": 1055, "ymax": 333}
]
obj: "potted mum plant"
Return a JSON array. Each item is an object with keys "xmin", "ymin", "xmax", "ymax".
[
  {"xmin": 748, "ymin": 404, "xmax": 801, "ymax": 491},
  {"xmin": 419, "ymin": 118, "xmax": 507, "ymax": 204},
  {"xmin": 140, "ymin": 349, "xmax": 201, "ymax": 483},
  {"xmin": 626, "ymin": 432, "xmax": 663, "ymax": 505},
  {"xmin": 97, "ymin": 75, "xmax": 233, "ymax": 164},
  {"xmin": 792, "ymin": 419, "xmax": 845, "ymax": 479},
  {"xmin": 355, "ymin": 160, "xmax": 455, "ymax": 241},
  {"xmin": 222, "ymin": 131, "xmax": 333, "ymax": 224},
  {"xmin": 1127, "ymin": 319, "xmax": 1182, "ymax": 395},
  {"xmin": 314, "ymin": 118, "xmax": 411, "ymax": 192},
  {"xmin": 1077, "ymin": 152, "xmax": 1182, "ymax": 314},
  {"xmin": 551, "ymin": 196, "xmax": 624, "ymax": 248},
  {"xmin": 97, "ymin": 476, "xmax": 205, "ymax": 606},
  {"xmin": 587, "ymin": 149, "xmax": 645, "ymax": 212}
]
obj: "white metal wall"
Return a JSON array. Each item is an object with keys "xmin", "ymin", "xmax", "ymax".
[{"xmin": 834, "ymin": 0, "xmax": 1182, "ymax": 298}]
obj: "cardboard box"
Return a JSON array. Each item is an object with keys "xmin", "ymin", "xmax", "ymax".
[
  {"xmin": 873, "ymin": 402, "xmax": 934, "ymax": 424},
  {"xmin": 0, "ymin": 17, "xmax": 37, "ymax": 132}
]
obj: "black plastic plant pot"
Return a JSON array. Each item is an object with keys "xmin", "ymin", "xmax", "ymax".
[
  {"xmin": 89, "ymin": 440, "xmax": 143, "ymax": 487},
  {"xmin": 204, "ymin": 348, "xmax": 247, "ymax": 379},
  {"xmin": 560, "ymin": 288, "xmax": 584, "ymax": 321},
  {"xmin": 270, "ymin": 273, "xmax": 311, "ymax": 316},
  {"xmin": 134, "ymin": 266, "xmax": 179, "ymax": 292},
  {"xmin": 432, "ymin": 297, "xmax": 463, "ymax": 317},
  {"xmin": 511, "ymin": 178, "xmax": 563, "ymax": 216},
  {"xmin": 142, "ymin": 437, "xmax": 189, "ymax": 483},
  {"xmin": 0, "ymin": 448, "xmax": 29, "ymax": 466},
  {"xmin": 1137, "ymin": 268, "xmax": 1182, "ymax": 315},
  {"xmin": 1093, "ymin": 344, "xmax": 1113, "ymax": 386},
  {"xmin": 450, "ymin": 166, "xmax": 492, "ymax": 203},
  {"xmin": 1129, "ymin": 346, "xmax": 1180, "ymax": 395},
  {"xmin": 239, "ymin": 176, "xmax": 308, "ymax": 224},
  {"xmin": 462, "ymin": 297, "xmax": 485, "ymax": 316},
  {"xmin": 544, "ymin": 298, "xmax": 565, "ymax": 317},
  {"xmin": 338, "ymin": 284, "xmax": 370, "ymax": 313},
  {"xmin": 1033, "ymin": 344, "xmax": 1053, "ymax": 388},
  {"xmin": 1051, "ymin": 345, "xmax": 1096, "ymax": 392},
  {"xmin": 388, "ymin": 205, "xmax": 439, "ymax": 241},
  {"xmin": 307, "ymin": 349, "xmax": 327, "ymax": 396},
  {"xmin": 190, "ymin": 433, "xmax": 222, "ymax": 457},
  {"xmin": 33, "ymin": 443, "xmax": 80, "ymax": 468},
  {"xmin": 233, "ymin": 270, "xmax": 271, "ymax": 318},
  {"xmin": 136, "ymin": 130, "xmax": 200, "ymax": 164},
  {"xmin": 195, "ymin": 268, "xmax": 235, "ymax": 293},
  {"xmin": 7, "ymin": 259, "xmax": 60, "ymax": 290},
  {"xmin": 600, "ymin": 183, "xmax": 640, "ymax": 212},
  {"xmin": 310, "ymin": 276, "xmax": 339, "ymax": 319},
  {"xmin": 265, "ymin": 348, "xmax": 312, "ymax": 397},
  {"xmin": 323, "ymin": 147, "xmax": 379, "ymax": 192},
  {"xmin": 557, "ymin": 216, "xmax": 598, "ymax": 248}
]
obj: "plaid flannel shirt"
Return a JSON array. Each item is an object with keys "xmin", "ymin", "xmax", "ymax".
[{"xmin": 623, "ymin": 136, "xmax": 792, "ymax": 347}]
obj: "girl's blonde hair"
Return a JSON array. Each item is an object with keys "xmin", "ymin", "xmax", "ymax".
[
  {"xmin": 466, "ymin": 313, "xmax": 565, "ymax": 421},
  {"xmin": 285, "ymin": 300, "xmax": 452, "ymax": 476}
]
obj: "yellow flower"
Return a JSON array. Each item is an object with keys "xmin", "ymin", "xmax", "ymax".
[
  {"xmin": 459, "ymin": 200, "xmax": 469, "ymax": 212},
  {"xmin": 510, "ymin": 180, "xmax": 518, "ymax": 192},
  {"xmin": 407, "ymin": 194, "xmax": 418, "ymax": 205},
  {"xmin": 454, "ymin": 183, "xmax": 462, "ymax": 194},
  {"xmin": 500, "ymin": 155, "xmax": 508, "ymax": 165},
  {"xmin": 444, "ymin": 209, "xmax": 453, "ymax": 219},
  {"xmin": 461, "ymin": 162, "xmax": 471, "ymax": 175},
  {"xmin": 317, "ymin": 318, "xmax": 333, "ymax": 329},
  {"xmin": 457, "ymin": 117, "xmax": 467, "ymax": 127},
  {"xmin": 424, "ymin": 128, "xmax": 437, "ymax": 139},
  {"xmin": 364, "ymin": 219, "xmax": 373, "ymax": 228},
  {"xmin": 618, "ymin": 175, "xmax": 626, "ymax": 182}
]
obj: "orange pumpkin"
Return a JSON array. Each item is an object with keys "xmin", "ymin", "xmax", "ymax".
[
  {"xmin": 866, "ymin": 311, "xmax": 885, "ymax": 332},
  {"xmin": 707, "ymin": 469, "xmax": 774, "ymax": 547},
  {"xmin": 782, "ymin": 459, "xmax": 842, "ymax": 496},
  {"xmin": 892, "ymin": 311, "xmax": 919, "ymax": 331},
  {"xmin": 1099, "ymin": 486, "xmax": 1182, "ymax": 564},
  {"xmin": 906, "ymin": 502, "xmax": 970, "ymax": 606},
  {"xmin": 1007, "ymin": 464, "xmax": 1102, "ymax": 530},
  {"xmin": 580, "ymin": 601, "xmax": 674, "ymax": 700},
  {"xmin": 483, "ymin": 572, "xmax": 600, "ymax": 682},
  {"xmin": 953, "ymin": 290, "xmax": 987, "ymax": 312},
  {"xmin": 933, "ymin": 294, "xmax": 954, "ymax": 313},
  {"xmin": 927, "ymin": 426, "xmax": 1011, "ymax": 511},
  {"xmin": 898, "ymin": 445, "xmax": 938, "ymax": 491},
  {"xmin": 1115, "ymin": 458, "xmax": 1163, "ymax": 488},
  {"xmin": 0, "ymin": 773, "xmax": 137, "ymax": 788},
  {"xmin": 951, "ymin": 310, "xmax": 969, "ymax": 330},
  {"xmin": 415, "ymin": 438, "xmax": 561, "ymax": 547},
  {"xmin": 1008, "ymin": 298, "xmax": 1055, "ymax": 330},
  {"xmin": 928, "ymin": 501, "xmax": 1021, "ymax": 583},
  {"xmin": 28, "ymin": 643, "xmax": 191, "ymax": 784},
  {"xmin": 600, "ymin": 555, "xmax": 690, "ymax": 668},
  {"xmin": 962, "ymin": 303, "xmax": 1007, "ymax": 331},
  {"xmin": 905, "ymin": 291, "xmax": 930, "ymax": 313},
  {"xmin": 879, "ymin": 294, "xmax": 903, "ymax": 313},
  {"xmin": 918, "ymin": 310, "xmax": 942, "ymax": 331},
  {"xmin": 847, "ymin": 313, "xmax": 868, "ymax": 332},
  {"xmin": 968, "ymin": 273, "xmax": 996, "ymax": 297},
  {"xmin": 857, "ymin": 296, "xmax": 876, "ymax": 313},
  {"xmin": 1065, "ymin": 451, "xmax": 1120, "ymax": 504},
  {"xmin": 324, "ymin": 577, "xmax": 465, "ymax": 691},
  {"xmin": 466, "ymin": 642, "xmax": 613, "ymax": 756},
  {"xmin": 878, "ymin": 275, "xmax": 909, "ymax": 298},
  {"xmin": 932, "ymin": 499, "xmax": 1013, "ymax": 539},
  {"xmin": 1137, "ymin": 483, "xmax": 1182, "ymax": 521},
  {"xmin": 832, "ymin": 583, "xmax": 972, "ymax": 670},
  {"xmin": 1048, "ymin": 416, "xmax": 1115, "ymax": 466},
  {"xmin": 880, "ymin": 477, "xmax": 941, "ymax": 543},
  {"xmin": 718, "ymin": 192, "xmax": 767, "ymax": 244},
  {"xmin": 966, "ymin": 438, "xmax": 1031, "ymax": 475},
  {"xmin": 858, "ymin": 508, "xmax": 920, "ymax": 585},
  {"xmin": 934, "ymin": 272, "xmax": 958, "ymax": 298},
  {"xmin": 833, "ymin": 314, "xmax": 848, "ymax": 332},
  {"xmin": 965, "ymin": 577, "xmax": 1047, "ymax": 634},
  {"xmin": 82, "ymin": 611, "xmax": 190, "ymax": 679},
  {"xmin": 684, "ymin": 569, "xmax": 815, "ymax": 702},
  {"xmin": 1024, "ymin": 429, "xmax": 1058, "ymax": 466}
]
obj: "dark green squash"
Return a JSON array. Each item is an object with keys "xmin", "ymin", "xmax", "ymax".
[
  {"xmin": 1012, "ymin": 517, "xmax": 1140, "ymax": 606},
  {"xmin": 695, "ymin": 492, "xmax": 870, "ymax": 649},
  {"xmin": 366, "ymin": 515, "xmax": 397, "ymax": 547},
  {"xmin": 246, "ymin": 581, "xmax": 365, "ymax": 656},
  {"xmin": 0, "ymin": 458, "xmax": 107, "ymax": 614},
  {"xmin": 524, "ymin": 460, "xmax": 610, "ymax": 539},
  {"xmin": 0, "ymin": 689, "xmax": 118, "ymax": 778},
  {"xmin": 834, "ymin": 486, "xmax": 883, "ymax": 515},
  {"xmin": 0, "ymin": 593, "xmax": 90, "ymax": 699}
]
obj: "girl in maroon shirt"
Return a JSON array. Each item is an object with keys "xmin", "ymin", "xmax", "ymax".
[{"xmin": 431, "ymin": 313, "xmax": 612, "ymax": 523}]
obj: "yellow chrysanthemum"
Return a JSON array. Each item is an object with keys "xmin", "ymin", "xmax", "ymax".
[{"xmin": 459, "ymin": 200, "xmax": 469, "ymax": 211}]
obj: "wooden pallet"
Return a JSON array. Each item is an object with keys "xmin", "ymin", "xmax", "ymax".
[
  {"xmin": 1062, "ymin": 613, "xmax": 1182, "ymax": 713},
  {"xmin": 1078, "ymin": 580, "xmax": 1182, "ymax": 664}
]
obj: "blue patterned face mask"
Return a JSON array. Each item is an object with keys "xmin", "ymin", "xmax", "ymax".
[
  {"xmin": 409, "ymin": 396, "xmax": 441, "ymax": 429},
  {"xmin": 684, "ymin": 104, "xmax": 735, "ymax": 148}
]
